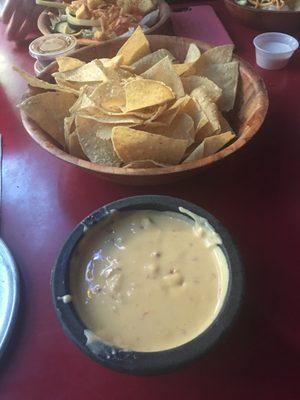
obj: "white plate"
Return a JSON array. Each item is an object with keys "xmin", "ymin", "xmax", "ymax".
[{"xmin": 0, "ymin": 239, "xmax": 20, "ymax": 359}]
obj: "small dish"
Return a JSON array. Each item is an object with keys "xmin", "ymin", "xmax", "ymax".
[
  {"xmin": 253, "ymin": 32, "xmax": 299, "ymax": 70},
  {"xmin": 51, "ymin": 195, "xmax": 244, "ymax": 375},
  {"xmin": 29, "ymin": 33, "xmax": 77, "ymax": 71}
]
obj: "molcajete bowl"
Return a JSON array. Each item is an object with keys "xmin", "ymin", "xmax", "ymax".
[{"xmin": 51, "ymin": 195, "xmax": 244, "ymax": 375}]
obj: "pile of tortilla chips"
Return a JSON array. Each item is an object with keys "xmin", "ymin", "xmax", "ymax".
[{"xmin": 16, "ymin": 26, "xmax": 239, "ymax": 168}]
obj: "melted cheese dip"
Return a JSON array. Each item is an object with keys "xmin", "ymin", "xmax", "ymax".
[{"xmin": 70, "ymin": 210, "xmax": 229, "ymax": 352}]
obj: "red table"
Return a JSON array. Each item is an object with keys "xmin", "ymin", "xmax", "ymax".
[{"xmin": 0, "ymin": 1, "xmax": 299, "ymax": 398}]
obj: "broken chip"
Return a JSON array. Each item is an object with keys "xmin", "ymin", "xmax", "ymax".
[
  {"xmin": 141, "ymin": 57, "xmax": 185, "ymax": 98},
  {"xmin": 53, "ymin": 59, "xmax": 108, "ymax": 83},
  {"xmin": 112, "ymin": 126, "xmax": 188, "ymax": 164},
  {"xmin": 131, "ymin": 49, "xmax": 175, "ymax": 74},
  {"xmin": 14, "ymin": 66, "xmax": 79, "ymax": 95},
  {"xmin": 124, "ymin": 79, "xmax": 175, "ymax": 112},
  {"xmin": 172, "ymin": 43, "xmax": 201, "ymax": 77},
  {"xmin": 197, "ymin": 44, "xmax": 234, "ymax": 72},
  {"xmin": 200, "ymin": 61, "xmax": 239, "ymax": 112},
  {"xmin": 184, "ymin": 131, "xmax": 235, "ymax": 163},
  {"xmin": 68, "ymin": 130, "xmax": 87, "ymax": 160},
  {"xmin": 76, "ymin": 116, "xmax": 122, "ymax": 166},
  {"xmin": 138, "ymin": 112, "xmax": 195, "ymax": 145},
  {"xmin": 19, "ymin": 91, "xmax": 77, "ymax": 146},
  {"xmin": 117, "ymin": 25, "xmax": 151, "ymax": 65},
  {"xmin": 56, "ymin": 56, "xmax": 86, "ymax": 73},
  {"xmin": 182, "ymin": 76, "xmax": 222, "ymax": 103},
  {"xmin": 192, "ymin": 93, "xmax": 221, "ymax": 139}
]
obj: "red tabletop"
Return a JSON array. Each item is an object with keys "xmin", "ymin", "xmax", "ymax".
[{"xmin": 0, "ymin": 1, "xmax": 300, "ymax": 398}]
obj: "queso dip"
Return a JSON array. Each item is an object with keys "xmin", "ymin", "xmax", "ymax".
[{"xmin": 70, "ymin": 209, "xmax": 229, "ymax": 352}]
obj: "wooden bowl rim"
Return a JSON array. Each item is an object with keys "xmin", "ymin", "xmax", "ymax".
[
  {"xmin": 224, "ymin": 0, "xmax": 300, "ymax": 14},
  {"xmin": 37, "ymin": 0, "xmax": 171, "ymax": 46},
  {"xmin": 21, "ymin": 35, "xmax": 269, "ymax": 177}
]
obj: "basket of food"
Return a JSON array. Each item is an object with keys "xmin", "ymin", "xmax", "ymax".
[
  {"xmin": 16, "ymin": 28, "xmax": 268, "ymax": 185},
  {"xmin": 224, "ymin": 0, "xmax": 300, "ymax": 32},
  {"xmin": 37, "ymin": 0, "xmax": 172, "ymax": 45}
]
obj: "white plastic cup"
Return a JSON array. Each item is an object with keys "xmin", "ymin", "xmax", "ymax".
[
  {"xmin": 29, "ymin": 34, "xmax": 77, "ymax": 74},
  {"xmin": 253, "ymin": 32, "xmax": 299, "ymax": 70}
]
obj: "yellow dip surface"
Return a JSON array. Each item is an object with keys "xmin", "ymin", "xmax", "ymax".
[{"xmin": 70, "ymin": 209, "xmax": 229, "ymax": 352}]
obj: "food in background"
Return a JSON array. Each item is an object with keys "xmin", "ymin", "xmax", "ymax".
[
  {"xmin": 36, "ymin": 0, "xmax": 159, "ymax": 43},
  {"xmin": 234, "ymin": 0, "xmax": 300, "ymax": 11}
]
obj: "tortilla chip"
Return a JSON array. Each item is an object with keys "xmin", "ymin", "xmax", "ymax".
[
  {"xmin": 133, "ymin": 121, "xmax": 166, "ymax": 132},
  {"xmin": 197, "ymin": 45, "xmax": 234, "ymax": 72},
  {"xmin": 141, "ymin": 57, "xmax": 185, "ymax": 98},
  {"xmin": 112, "ymin": 126, "xmax": 188, "ymax": 164},
  {"xmin": 137, "ymin": 112, "xmax": 195, "ymax": 144},
  {"xmin": 68, "ymin": 86, "xmax": 95, "ymax": 114},
  {"xmin": 172, "ymin": 44, "xmax": 201, "ymax": 77},
  {"xmin": 56, "ymin": 57, "xmax": 86, "ymax": 73},
  {"xmin": 64, "ymin": 115, "xmax": 75, "ymax": 150},
  {"xmin": 94, "ymin": 125, "xmax": 114, "ymax": 140},
  {"xmin": 182, "ymin": 76, "xmax": 222, "ymax": 103},
  {"xmin": 124, "ymin": 79, "xmax": 175, "ymax": 112},
  {"xmin": 76, "ymin": 112, "xmax": 135, "ymax": 140},
  {"xmin": 52, "ymin": 60, "xmax": 108, "ymax": 83},
  {"xmin": 173, "ymin": 63, "xmax": 194, "ymax": 76},
  {"xmin": 197, "ymin": 113, "xmax": 209, "ymax": 131},
  {"xmin": 100, "ymin": 55, "xmax": 123, "ymax": 69},
  {"xmin": 68, "ymin": 131, "xmax": 87, "ymax": 159},
  {"xmin": 117, "ymin": 26, "xmax": 150, "ymax": 65},
  {"xmin": 94, "ymin": 123, "xmax": 138, "ymax": 140},
  {"xmin": 54, "ymin": 77, "xmax": 92, "ymax": 91},
  {"xmin": 98, "ymin": 62, "xmax": 134, "ymax": 84},
  {"xmin": 76, "ymin": 116, "xmax": 121, "ymax": 166},
  {"xmin": 181, "ymin": 97, "xmax": 205, "ymax": 131},
  {"xmin": 90, "ymin": 82, "xmax": 126, "ymax": 111},
  {"xmin": 184, "ymin": 131, "xmax": 235, "ymax": 163},
  {"xmin": 19, "ymin": 91, "xmax": 77, "ymax": 146},
  {"xmin": 219, "ymin": 112, "xmax": 234, "ymax": 134},
  {"xmin": 142, "ymin": 104, "xmax": 168, "ymax": 124},
  {"xmin": 185, "ymin": 43, "xmax": 201, "ymax": 63},
  {"xmin": 164, "ymin": 113, "xmax": 195, "ymax": 143},
  {"xmin": 77, "ymin": 109, "xmax": 143, "ymax": 125},
  {"xmin": 54, "ymin": 59, "xmax": 130, "ymax": 87},
  {"xmin": 131, "ymin": 49, "xmax": 175, "ymax": 74},
  {"xmin": 193, "ymin": 89, "xmax": 221, "ymax": 140},
  {"xmin": 200, "ymin": 61, "xmax": 239, "ymax": 111},
  {"xmin": 13, "ymin": 66, "xmax": 79, "ymax": 95},
  {"xmin": 156, "ymin": 96, "xmax": 190, "ymax": 125},
  {"xmin": 97, "ymin": 104, "xmax": 156, "ymax": 119}
]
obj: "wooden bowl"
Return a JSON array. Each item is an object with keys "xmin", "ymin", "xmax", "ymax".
[
  {"xmin": 224, "ymin": 0, "xmax": 300, "ymax": 32},
  {"xmin": 20, "ymin": 35, "xmax": 269, "ymax": 185},
  {"xmin": 37, "ymin": 0, "xmax": 173, "ymax": 46}
]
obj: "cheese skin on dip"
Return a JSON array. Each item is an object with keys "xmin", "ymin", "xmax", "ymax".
[{"xmin": 70, "ymin": 210, "xmax": 229, "ymax": 352}]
